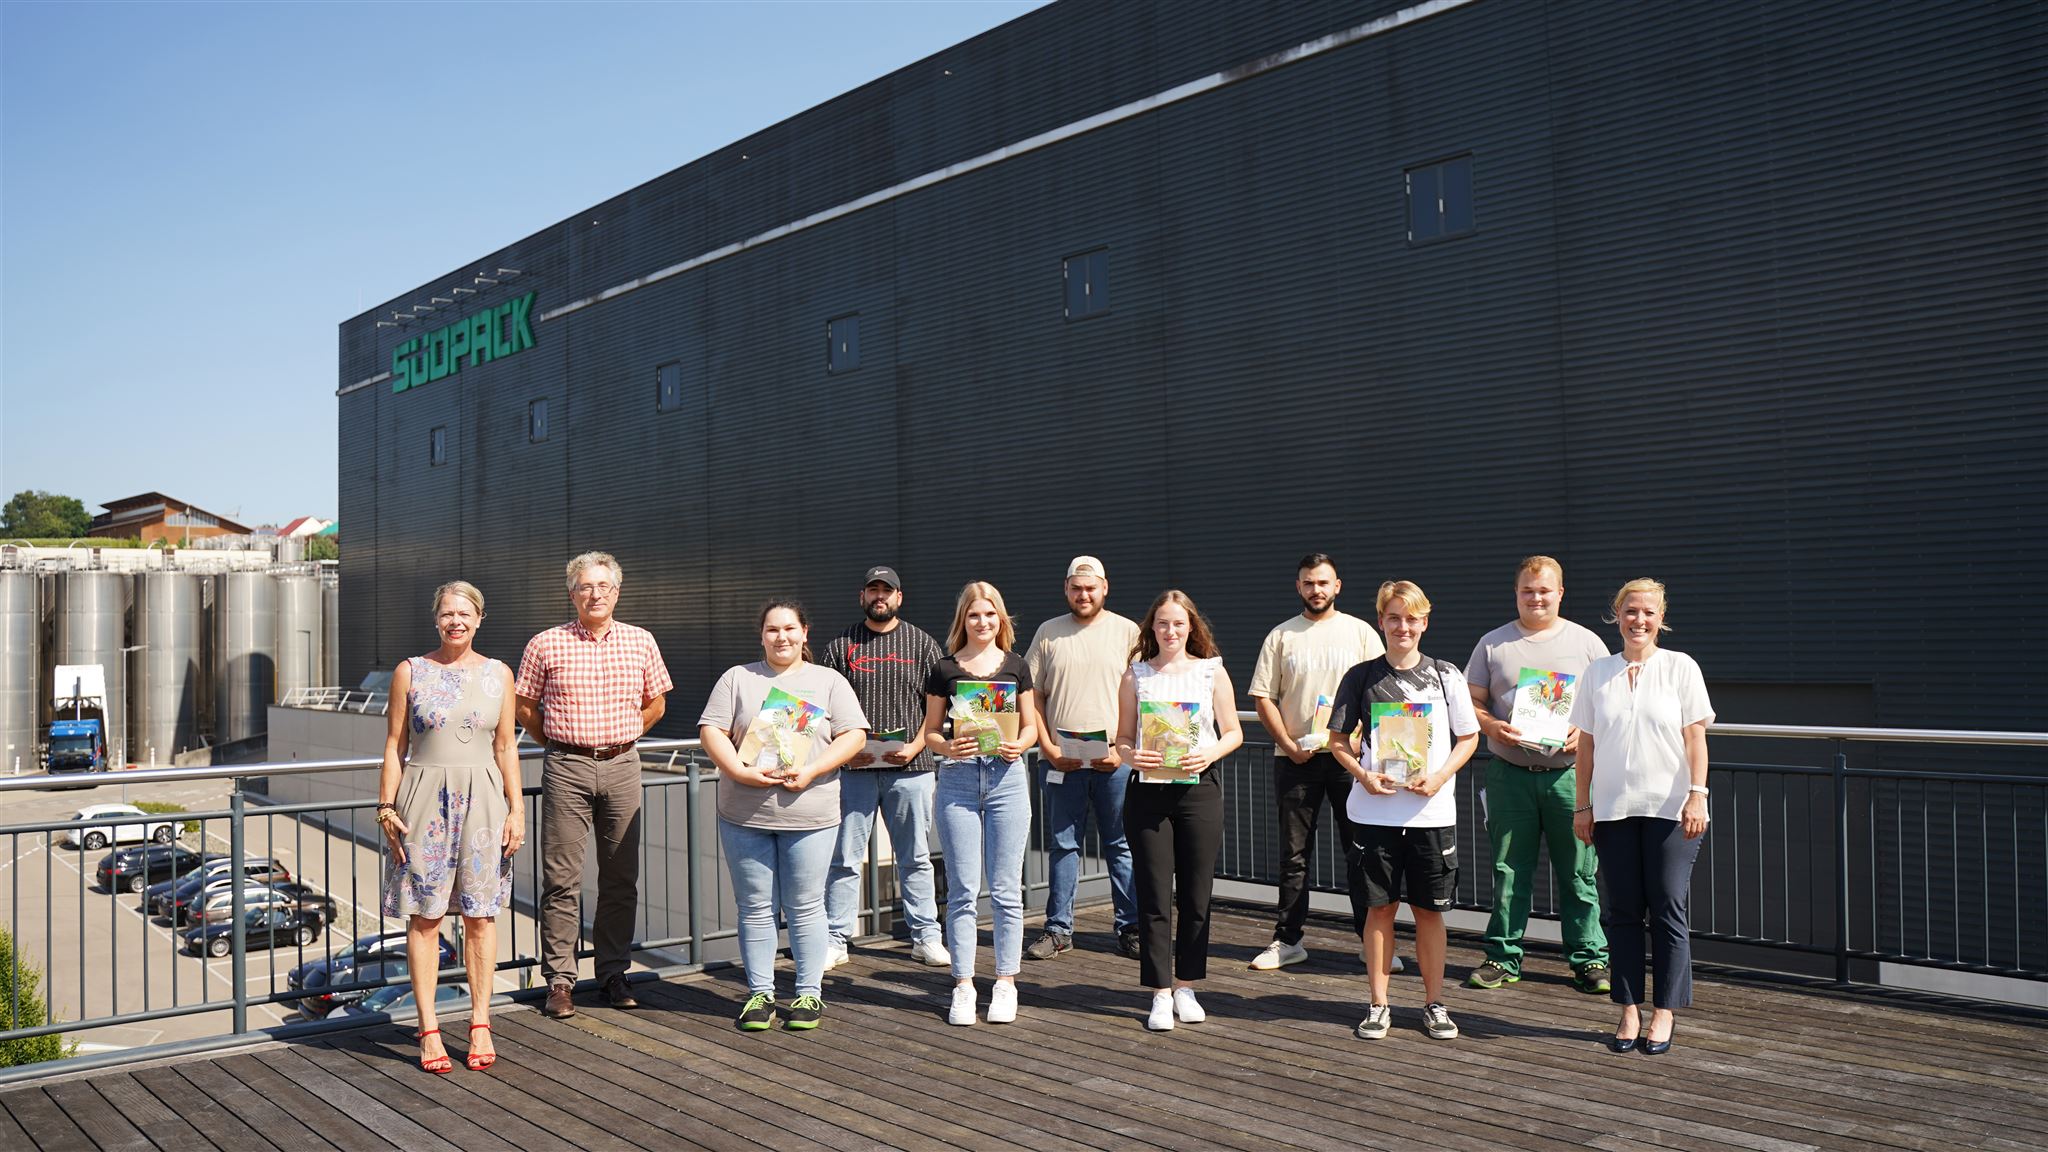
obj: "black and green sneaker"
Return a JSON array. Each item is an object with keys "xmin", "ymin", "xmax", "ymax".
[
  {"xmin": 736, "ymin": 992, "xmax": 776, "ymax": 1031},
  {"xmin": 781, "ymin": 994, "xmax": 824, "ymax": 1031},
  {"xmin": 1465, "ymin": 961, "xmax": 1519, "ymax": 989},
  {"xmin": 1572, "ymin": 963, "xmax": 1613, "ymax": 995}
]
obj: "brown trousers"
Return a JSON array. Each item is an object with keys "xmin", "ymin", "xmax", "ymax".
[{"xmin": 540, "ymin": 748, "xmax": 642, "ymax": 985}]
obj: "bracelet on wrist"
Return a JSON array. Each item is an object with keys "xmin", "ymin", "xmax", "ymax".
[
  {"xmin": 1574, "ymin": 805, "xmax": 1593, "ymax": 815},
  {"xmin": 1687, "ymin": 785, "xmax": 1710, "ymax": 797}
]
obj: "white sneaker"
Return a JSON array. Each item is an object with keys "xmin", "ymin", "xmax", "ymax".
[
  {"xmin": 1172, "ymin": 986, "xmax": 1205, "ymax": 1023},
  {"xmin": 948, "ymin": 982, "xmax": 977, "ymax": 1026},
  {"xmin": 986, "ymin": 980, "xmax": 1018, "ymax": 1024},
  {"xmin": 910, "ymin": 937, "xmax": 952, "ymax": 967},
  {"xmin": 825, "ymin": 942, "xmax": 850, "ymax": 971},
  {"xmin": 1145, "ymin": 989, "xmax": 1175, "ymax": 1031},
  {"xmin": 1359, "ymin": 943, "xmax": 1407, "ymax": 973},
  {"xmin": 1249, "ymin": 940, "xmax": 1308, "ymax": 970}
]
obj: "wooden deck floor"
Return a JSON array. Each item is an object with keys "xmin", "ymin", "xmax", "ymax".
[{"xmin": 5, "ymin": 904, "xmax": 2045, "ymax": 1151}]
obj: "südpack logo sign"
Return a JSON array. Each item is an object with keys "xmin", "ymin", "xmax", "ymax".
[{"xmin": 391, "ymin": 291, "xmax": 537, "ymax": 393}]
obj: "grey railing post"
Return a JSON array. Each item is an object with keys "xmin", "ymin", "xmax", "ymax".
[
  {"xmin": 686, "ymin": 756, "xmax": 701, "ymax": 966},
  {"xmin": 1833, "ymin": 740, "xmax": 1851, "ymax": 985},
  {"xmin": 228, "ymin": 781, "xmax": 248, "ymax": 1034}
]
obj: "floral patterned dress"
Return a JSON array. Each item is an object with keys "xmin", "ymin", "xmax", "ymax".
[{"xmin": 382, "ymin": 657, "xmax": 515, "ymax": 918}]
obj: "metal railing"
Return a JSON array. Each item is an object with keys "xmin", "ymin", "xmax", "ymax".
[
  {"xmin": 0, "ymin": 719, "xmax": 2039, "ymax": 1083},
  {"xmin": 276, "ymin": 686, "xmax": 390, "ymax": 714}
]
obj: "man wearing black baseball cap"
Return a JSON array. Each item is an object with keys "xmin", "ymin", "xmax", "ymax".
[{"xmin": 821, "ymin": 565, "xmax": 950, "ymax": 968}]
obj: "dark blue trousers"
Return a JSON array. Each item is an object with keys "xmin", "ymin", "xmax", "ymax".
[{"xmin": 1593, "ymin": 816, "xmax": 1704, "ymax": 1009}]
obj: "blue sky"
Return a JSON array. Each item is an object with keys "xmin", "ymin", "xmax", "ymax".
[{"xmin": 0, "ymin": 0, "xmax": 1043, "ymax": 528}]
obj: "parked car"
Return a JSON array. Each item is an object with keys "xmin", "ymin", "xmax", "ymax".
[
  {"xmin": 339, "ymin": 979, "xmax": 469, "ymax": 1019},
  {"xmin": 190, "ymin": 883, "xmax": 337, "ymax": 929},
  {"xmin": 98, "ymin": 844, "xmax": 208, "ymax": 894},
  {"xmin": 182, "ymin": 907, "xmax": 325, "ymax": 958},
  {"xmin": 58, "ymin": 804, "xmax": 176, "ymax": 851},
  {"xmin": 287, "ymin": 930, "xmax": 456, "ymax": 998},
  {"xmin": 296, "ymin": 959, "xmax": 409, "ymax": 1020},
  {"xmin": 155, "ymin": 858, "xmax": 293, "ymax": 922},
  {"xmin": 142, "ymin": 855, "xmax": 230, "ymax": 910}
]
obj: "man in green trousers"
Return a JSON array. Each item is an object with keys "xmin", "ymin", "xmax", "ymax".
[{"xmin": 1463, "ymin": 556, "xmax": 1611, "ymax": 994}]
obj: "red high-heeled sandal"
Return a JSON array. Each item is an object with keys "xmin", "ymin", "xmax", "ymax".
[
  {"xmin": 467, "ymin": 1022, "xmax": 496, "ymax": 1072},
  {"xmin": 418, "ymin": 1028, "xmax": 452, "ymax": 1075}
]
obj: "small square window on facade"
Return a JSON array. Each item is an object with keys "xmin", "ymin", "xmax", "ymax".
[
  {"xmin": 656, "ymin": 361, "xmax": 684, "ymax": 412},
  {"xmin": 827, "ymin": 314, "xmax": 861, "ymax": 373},
  {"xmin": 1407, "ymin": 155, "xmax": 1474, "ymax": 244},
  {"xmin": 1064, "ymin": 248, "xmax": 1109, "ymax": 320},
  {"xmin": 527, "ymin": 398, "xmax": 549, "ymax": 443},
  {"xmin": 428, "ymin": 426, "xmax": 447, "ymax": 466}
]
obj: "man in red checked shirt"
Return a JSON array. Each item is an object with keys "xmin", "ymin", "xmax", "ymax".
[{"xmin": 516, "ymin": 551, "xmax": 673, "ymax": 1019}]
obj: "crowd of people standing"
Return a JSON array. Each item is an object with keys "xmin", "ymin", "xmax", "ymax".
[{"xmin": 375, "ymin": 549, "xmax": 1713, "ymax": 1071}]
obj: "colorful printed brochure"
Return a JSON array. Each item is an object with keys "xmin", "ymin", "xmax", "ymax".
[
  {"xmin": 737, "ymin": 687, "xmax": 829, "ymax": 773},
  {"xmin": 1056, "ymin": 728, "xmax": 1111, "ymax": 762},
  {"xmin": 1298, "ymin": 693, "xmax": 1335, "ymax": 751},
  {"xmin": 863, "ymin": 727, "xmax": 909, "ymax": 760},
  {"xmin": 1370, "ymin": 701, "xmax": 1432, "ymax": 784},
  {"xmin": 950, "ymin": 681, "xmax": 1019, "ymax": 755},
  {"xmin": 1509, "ymin": 668, "xmax": 1577, "ymax": 751},
  {"xmin": 1137, "ymin": 700, "xmax": 1203, "ymax": 783}
]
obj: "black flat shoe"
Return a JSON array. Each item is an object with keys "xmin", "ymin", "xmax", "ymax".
[{"xmin": 1607, "ymin": 1034, "xmax": 1639, "ymax": 1054}]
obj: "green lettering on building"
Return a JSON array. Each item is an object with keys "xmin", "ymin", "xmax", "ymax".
[{"xmin": 391, "ymin": 290, "xmax": 536, "ymax": 393}]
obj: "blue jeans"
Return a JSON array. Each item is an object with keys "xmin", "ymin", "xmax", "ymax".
[
  {"xmin": 1041, "ymin": 762, "xmax": 1137, "ymax": 935},
  {"xmin": 933, "ymin": 756, "xmax": 1031, "ymax": 981},
  {"xmin": 719, "ymin": 819, "xmax": 836, "ymax": 1000},
  {"xmin": 826, "ymin": 769, "xmax": 941, "ymax": 948}
]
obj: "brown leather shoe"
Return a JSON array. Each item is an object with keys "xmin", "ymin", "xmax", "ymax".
[
  {"xmin": 542, "ymin": 981, "xmax": 576, "ymax": 1019},
  {"xmin": 603, "ymin": 974, "xmax": 639, "ymax": 1009}
]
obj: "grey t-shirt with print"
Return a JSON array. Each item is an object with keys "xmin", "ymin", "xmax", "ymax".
[
  {"xmin": 1464, "ymin": 620, "xmax": 1609, "ymax": 768},
  {"xmin": 699, "ymin": 661, "xmax": 868, "ymax": 830}
]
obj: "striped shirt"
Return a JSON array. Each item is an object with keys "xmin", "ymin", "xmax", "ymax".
[
  {"xmin": 514, "ymin": 619, "xmax": 673, "ymax": 747},
  {"xmin": 819, "ymin": 620, "xmax": 942, "ymax": 771}
]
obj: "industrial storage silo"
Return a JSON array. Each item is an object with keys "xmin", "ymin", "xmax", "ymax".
[
  {"xmin": 274, "ymin": 573, "xmax": 323, "ymax": 700},
  {"xmin": 0, "ymin": 571, "xmax": 39, "ymax": 774},
  {"xmin": 213, "ymin": 571, "xmax": 276, "ymax": 744},
  {"xmin": 130, "ymin": 571, "xmax": 204, "ymax": 763},
  {"xmin": 52, "ymin": 570, "xmax": 132, "ymax": 766},
  {"xmin": 320, "ymin": 576, "xmax": 339, "ymax": 688}
]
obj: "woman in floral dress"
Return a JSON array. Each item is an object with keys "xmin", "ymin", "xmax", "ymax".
[{"xmin": 377, "ymin": 580, "xmax": 524, "ymax": 1073}]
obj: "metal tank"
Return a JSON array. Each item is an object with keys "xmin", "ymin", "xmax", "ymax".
[
  {"xmin": 52, "ymin": 570, "xmax": 132, "ymax": 766},
  {"xmin": 0, "ymin": 571, "xmax": 39, "ymax": 774},
  {"xmin": 274, "ymin": 574, "xmax": 323, "ymax": 700},
  {"xmin": 213, "ymin": 571, "xmax": 277, "ymax": 744},
  {"xmin": 320, "ymin": 576, "xmax": 339, "ymax": 688},
  {"xmin": 130, "ymin": 571, "xmax": 204, "ymax": 763}
]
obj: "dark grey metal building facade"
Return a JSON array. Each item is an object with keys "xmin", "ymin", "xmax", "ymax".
[{"xmin": 338, "ymin": 0, "xmax": 2046, "ymax": 741}]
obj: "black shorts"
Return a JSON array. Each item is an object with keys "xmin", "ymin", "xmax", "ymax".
[{"xmin": 1353, "ymin": 824, "xmax": 1458, "ymax": 911}]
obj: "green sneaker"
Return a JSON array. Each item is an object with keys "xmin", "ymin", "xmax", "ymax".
[
  {"xmin": 781, "ymin": 994, "xmax": 824, "ymax": 1031},
  {"xmin": 1465, "ymin": 961, "xmax": 1519, "ymax": 989},
  {"xmin": 735, "ymin": 992, "xmax": 776, "ymax": 1031},
  {"xmin": 1573, "ymin": 963, "xmax": 1613, "ymax": 995}
]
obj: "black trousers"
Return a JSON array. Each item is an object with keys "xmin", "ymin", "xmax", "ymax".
[
  {"xmin": 1593, "ymin": 816, "xmax": 1704, "ymax": 1009},
  {"xmin": 1273, "ymin": 753, "xmax": 1368, "ymax": 944},
  {"xmin": 1125, "ymin": 774, "xmax": 1223, "ymax": 988}
]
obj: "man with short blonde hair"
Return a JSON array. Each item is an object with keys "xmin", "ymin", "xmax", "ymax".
[{"xmin": 518, "ymin": 551, "xmax": 673, "ymax": 1018}]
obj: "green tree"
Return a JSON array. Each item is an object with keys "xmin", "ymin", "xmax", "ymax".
[
  {"xmin": 0, "ymin": 927, "xmax": 74, "ymax": 1068},
  {"xmin": 304, "ymin": 535, "xmax": 338, "ymax": 562},
  {"xmin": 1, "ymin": 490, "xmax": 91, "ymax": 538}
]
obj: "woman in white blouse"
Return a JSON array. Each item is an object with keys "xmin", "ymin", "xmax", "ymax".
[{"xmin": 1570, "ymin": 579, "xmax": 1713, "ymax": 1056}]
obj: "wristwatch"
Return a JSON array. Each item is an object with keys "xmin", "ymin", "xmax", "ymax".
[{"xmin": 1687, "ymin": 784, "xmax": 1710, "ymax": 797}]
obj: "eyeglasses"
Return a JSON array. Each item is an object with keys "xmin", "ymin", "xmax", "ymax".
[{"xmin": 572, "ymin": 583, "xmax": 618, "ymax": 597}]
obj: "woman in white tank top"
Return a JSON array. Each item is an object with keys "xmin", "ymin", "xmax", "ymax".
[{"xmin": 1114, "ymin": 590, "xmax": 1243, "ymax": 1031}]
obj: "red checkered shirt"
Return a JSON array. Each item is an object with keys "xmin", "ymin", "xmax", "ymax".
[{"xmin": 514, "ymin": 619, "xmax": 674, "ymax": 747}]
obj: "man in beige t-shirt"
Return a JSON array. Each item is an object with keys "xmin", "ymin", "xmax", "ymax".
[
  {"xmin": 1025, "ymin": 556, "xmax": 1141, "ymax": 960},
  {"xmin": 1246, "ymin": 552, "xmax": 1385, "ymax": 971}
]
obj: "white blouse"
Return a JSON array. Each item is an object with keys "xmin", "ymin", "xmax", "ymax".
[{"xmin": 1568, "ymin": 649, "xmax": 1714, "ymax": 822}]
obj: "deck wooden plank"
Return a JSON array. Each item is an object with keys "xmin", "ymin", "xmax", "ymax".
[
  {"xmin": 311, "ymin": 1036, "xmax": 548, "ymax": 1152},
  {"xmin": 327, "ymin": 1027, "xmax": 632, "ymax": 1152},
  {"xmin": 479, "ymin": 1015, "xmax": 751, "ymax": 1152},
  {"xmin": 0, "ymin": 1092, "xmax": 35, "ymax": 1152},
  {"xmin": 214, "ymin": 1051, "xmax": 386, "ymax": 1152},
  {"xmin": 168, "ymin": 1056, "xmax": 330, "ymax": 1151},
  {"xmin": 43, "ymin": 1079, "xmax": 157, "ymax": 1152},
  {"xmin": 81, "ymin": 1072, "xmax": 212, "ymax": 1152},
  {"xmin": 406, "ymin": 1023, "xmax": 692, "ymax": 1152},
  {"xmin": 256, "ymin": 1047, "xmax": 460, "ymax": 1152},
  {"xmin": 0, "ymin": 1087, "xmax": 97, "ymax": 1152},
  {"xmin": 130, "ymin": 1063, "xmax": 283, "ymax": 1152}
]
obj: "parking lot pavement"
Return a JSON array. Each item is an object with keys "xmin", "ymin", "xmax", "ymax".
[{"xmin": 2, "ymin": 776, "xmax": 537, "ymax": 1054}]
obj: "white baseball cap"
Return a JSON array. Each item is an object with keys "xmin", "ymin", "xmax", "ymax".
[{"xmin": 1066, "ymin": 556, "xmax": 1106, "ymax": 579}]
